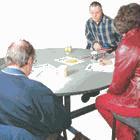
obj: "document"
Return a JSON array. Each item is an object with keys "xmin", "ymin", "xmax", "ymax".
[
  {"xmin": 29, "ymin": 64, "xmax": 71, "ymax": 92},
  {"xmin": 85, "ymin": 59, "xmax": 114, "ymax": 73}
]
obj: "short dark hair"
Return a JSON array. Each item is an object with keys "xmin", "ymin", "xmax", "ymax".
[
  {"xmin": 6, "ymin": 39, "xmax": 35, "ymax": 67},
  {"xmin": 114, "ymin": 3, "xmax": 140, "ymax": 34},
  {"xmin": 89, "ymin": 1, "xmax": 102, "ymax": 8}
]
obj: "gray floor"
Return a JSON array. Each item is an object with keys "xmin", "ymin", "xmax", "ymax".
[{"xmin": 67, "ymin": 90, "xmax": 112, "ymax": 140}]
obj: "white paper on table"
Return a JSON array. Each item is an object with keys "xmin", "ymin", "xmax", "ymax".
[
  {"xmin": 55, "ymin": 56, "xmax": 84, "ymax": 66},
  {"xmin": 85, "ymin": 58, "xmax": 115, "ymax": 73},
  {"xmin": 29, "ymin": 64, "xmax": 71, "ymax": 92}
]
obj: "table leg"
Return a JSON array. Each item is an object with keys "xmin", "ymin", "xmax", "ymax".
[
  {"xmin": 58, "ymin": 96, "xmax": 68, "ymax": 140},
  {"xmin": 64, "ymin": 96, "xmax": 71, "ymax": 113},
  {"xmin": 63, "ymin": 95, "xmax": 92, "ymax": 139}
]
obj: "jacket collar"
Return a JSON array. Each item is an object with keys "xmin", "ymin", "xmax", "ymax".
[{"xmin": 2, "ymin": 67, "xmax": 26, "ymax": 76}]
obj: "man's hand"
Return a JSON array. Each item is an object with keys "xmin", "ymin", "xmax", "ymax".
[
  {"xmin": 93, "ymin": 42, "xmax": 102, "ymax": 51},
  {"xmin": 99, "ymin": 58, "xmax": 113, "ymax": 65}
]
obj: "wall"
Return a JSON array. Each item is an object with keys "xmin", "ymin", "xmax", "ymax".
[{"xmin": 0, "ymin": 0, "xmax": 140, "ymax": 57}]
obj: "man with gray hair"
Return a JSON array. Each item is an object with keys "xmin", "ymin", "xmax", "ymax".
[
  {"xmin": 85, "ymin": 1, "xmax": 121, "ymax": 53},
  {"xmin": 0, "ymin": 39, "xmax": 71, "ymax": 140}
]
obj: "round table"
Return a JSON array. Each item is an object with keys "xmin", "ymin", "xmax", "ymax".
[{"xmin": 35, "ymin": 48, "xmax": 113, "ymax": 96}]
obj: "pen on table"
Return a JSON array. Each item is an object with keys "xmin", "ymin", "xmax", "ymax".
[
  {"xmin": 87, "ymin": 64, "xmax": 92, "ymax": 69},
  {"xmin": 80, "ymin": 56, "xmax": 91, "ymax": 60},
  {"xmin": 100, "ymin": 47, "xmax": 112, "ymax": 52},
  {"xmin": 36, "ymin": 70, "xmax": 43, "ymax": 77}
]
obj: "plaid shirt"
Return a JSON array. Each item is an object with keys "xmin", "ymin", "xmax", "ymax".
[{"xmin": 85, "ymin": 15, "xmax": 121, "ymax": 51}]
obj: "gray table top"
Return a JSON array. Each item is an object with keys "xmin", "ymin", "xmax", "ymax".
[{"xmin": 34, "ymin": 48, "xmax": 113, "ymax": 96}]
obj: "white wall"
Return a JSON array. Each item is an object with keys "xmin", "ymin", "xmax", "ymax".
[{"xmin": 0, "ymin": 0, "xmax": 140, "ymax": 57}]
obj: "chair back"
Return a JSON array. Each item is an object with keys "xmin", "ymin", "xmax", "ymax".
[{"xmin": 112, "ymin": 113, "xmax": 140, "ymax": 140}]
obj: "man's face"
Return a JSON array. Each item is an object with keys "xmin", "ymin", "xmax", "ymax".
[{"xmin": 89, "ymin": 6, "xmax": 102, "ymax": 23}]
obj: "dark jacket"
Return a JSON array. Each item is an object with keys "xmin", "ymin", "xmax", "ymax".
[{"xmin": 0, "ymin": 67, "xmax": 71, "ymax": 139}]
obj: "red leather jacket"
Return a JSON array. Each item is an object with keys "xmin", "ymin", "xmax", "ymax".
[{"xmin": 108, "ymin": 28, "xmax": 140, "ymax": 117}]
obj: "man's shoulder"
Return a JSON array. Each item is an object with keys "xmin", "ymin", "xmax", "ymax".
[
  {"xmin": 86, "ymin": 18, "xmax": 93, "ymax": 24},
  {"xmin": 28, "ymin": 80, "xmax": 55, "ymax": 100},
  {"xmin": 104, "ymin": 14, "xmax": 113, "ymax": 19},
  {"xmin": 103, "ymin": 15, "xmax": 113, "ymax": 22},
  {"xmin": 27, "ymin": 78, "xmax": 52, "ymax": 94}
]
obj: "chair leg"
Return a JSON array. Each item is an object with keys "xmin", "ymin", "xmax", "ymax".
[
  {"xmin": 62, "ymin": 130, "xmax": 67, "ymax": 140},
  {"xmin": 135, "ymin": 132, "xmax": 140, "ymax": 140},
  {"xmin": 112, "ymin": 116, "xmax": 116, "ymax": 140}
]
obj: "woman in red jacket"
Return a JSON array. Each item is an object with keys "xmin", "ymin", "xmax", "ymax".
[{"xmin": 96, "ymin": 3, "xmax": 140, "ymax": 140}]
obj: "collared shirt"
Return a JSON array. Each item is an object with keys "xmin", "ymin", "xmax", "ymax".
[{"xmin": 85, "ymin": 15, "xmax": 121, "ymax": 50}]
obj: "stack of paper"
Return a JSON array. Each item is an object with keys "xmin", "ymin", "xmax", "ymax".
[
  {"xmin": 85, "ymin": 59, "xmax": 114, "ymax": 73},
  {"xmin": 29, "ymin": 64, "xmax": 71, "ymax": 92}
]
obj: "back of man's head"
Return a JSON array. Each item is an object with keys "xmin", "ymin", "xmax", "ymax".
[{"xmin": 5, "ymin": 39, "xmax": 35, "ymax": 67}]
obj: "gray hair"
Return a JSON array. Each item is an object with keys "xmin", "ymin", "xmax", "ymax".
[{"xmin": 5, "ymin": 39, "xmax": 35, "ymax": 67}]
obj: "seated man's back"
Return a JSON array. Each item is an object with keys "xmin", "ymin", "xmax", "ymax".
[
  {"xmin": 0, "ymin": 124, "xmax": 42, "ymax": 140},
  {"xmin": 0, "ymin": 39, "xmax": 71, "ymax": 140}
]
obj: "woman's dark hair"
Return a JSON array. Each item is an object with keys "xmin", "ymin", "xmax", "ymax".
[{"xmin": 114, "ymin": 3, "xmax": 140, "ymax": 34}]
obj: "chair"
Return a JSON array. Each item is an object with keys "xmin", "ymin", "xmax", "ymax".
[
  {"xmin": 112, "ymin": 113, "xmax": 140, "ymax": 140},
  {"xmin": 0, "ymin": 58, "xmax": 6, "ymax": 70}
]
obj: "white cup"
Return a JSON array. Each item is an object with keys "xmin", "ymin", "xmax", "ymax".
[{"xmin": 57, "ymin": 65, "xmax": 68, "ymax": 77}]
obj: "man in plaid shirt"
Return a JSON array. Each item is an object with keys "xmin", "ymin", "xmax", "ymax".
[{"xmin": 85, "ymin": 1, "xmax": 121, "ymax": 53}]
